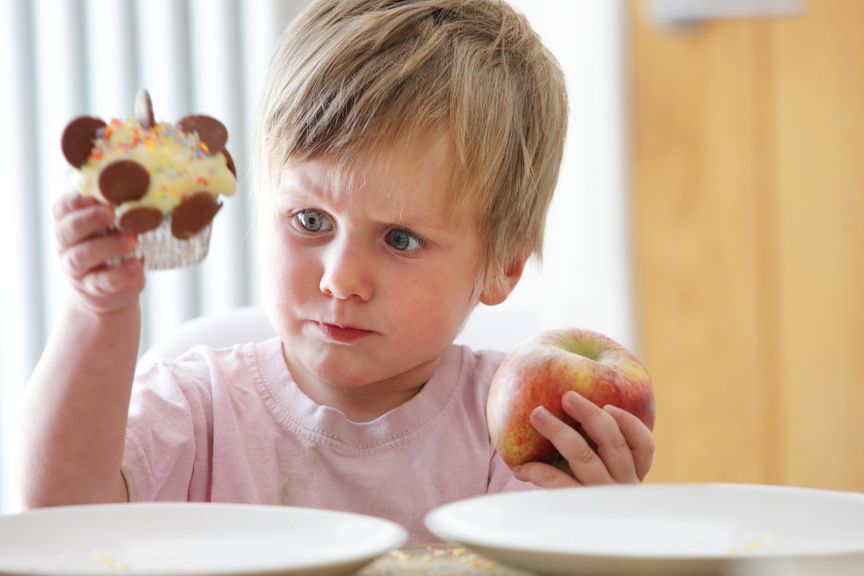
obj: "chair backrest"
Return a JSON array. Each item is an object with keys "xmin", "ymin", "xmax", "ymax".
[{"xmin": 139, "ymin": 306, "xmax": 275, "ymax": 365}]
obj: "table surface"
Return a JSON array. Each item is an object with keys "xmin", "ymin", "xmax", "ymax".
[{"xmin": 358, "ymin": 545, "xmax": 533, "ymax": 576}]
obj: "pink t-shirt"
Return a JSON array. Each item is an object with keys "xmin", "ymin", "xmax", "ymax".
[{"xmin": 122, "ymin": 338, "xmax": 534, "ymax": 544}]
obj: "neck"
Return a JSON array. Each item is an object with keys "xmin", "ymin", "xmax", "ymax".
[{"xmin": 281, "ymin": 346, "xmax": 437, "ymax": 422}]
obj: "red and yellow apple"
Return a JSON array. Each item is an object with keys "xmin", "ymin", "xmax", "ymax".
[{"xmin": 487, "ymin": 328, "xmax": 655, "ymax": 469}]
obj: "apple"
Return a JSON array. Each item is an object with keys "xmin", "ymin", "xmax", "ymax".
[{"xmin": 487, "ymin": 328, "xmax": 655, "ymax": 470}]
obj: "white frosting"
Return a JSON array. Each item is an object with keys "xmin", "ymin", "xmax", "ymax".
[{"xmin": 75, "ymin": 118, "xmax": 236, "ymax": 216}]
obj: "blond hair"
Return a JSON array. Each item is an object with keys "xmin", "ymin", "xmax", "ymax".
[{"xmin": 253, "ymin": 0, "xmax": 568, "ymax": 285}]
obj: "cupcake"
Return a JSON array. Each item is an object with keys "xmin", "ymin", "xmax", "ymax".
[{"xmin": 61, "ymin": 89, "xmax": 237, "ymax": 269}]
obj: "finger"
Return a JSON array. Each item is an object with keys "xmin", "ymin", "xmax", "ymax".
[
  {"xmin": 529, "ymin": 405, "xmax": 613, "ymax": 485},
  {"xmin": 562, "ymin": 391, "xmax": 639, "ymax": 484},
  {"xmin": 55, "ymin": 203, "xmax": 116, "ymax": 250},
  {"xmin": 604, "ymin": 404, "xmax": 656, "ymax": 481},
  {"xmin": 62, "ymin": 233, "xmax": 137, "ymax": 279},
  {"xmin": 513, "ymin": 461, "xmax": 580, "ymax": 489},
  {"xmin": 76, "ymin": 257, "xmax": 145, "ymax": 300},
  {"xmin": 52, "ymin": 191, "xmax": 102, "ymax": 220}
]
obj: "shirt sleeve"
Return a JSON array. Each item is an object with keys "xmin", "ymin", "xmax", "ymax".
[{"xmin": 122, "ymin": 352, "xmax": 214, "ymax": 502}]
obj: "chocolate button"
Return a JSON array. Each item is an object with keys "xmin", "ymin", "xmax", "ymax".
[
  {"xmin": 222, "ymin": 148, "xmax": 237, "ymax": 178},
  {"xmin": 177, "ymin": 115, "xmax": 228, "ymax": 154},
  {"xmin": 119, "ymin": 207, "xmax": 163, "ymax": 234},
  {"xmin": 98, "ymin": 160, "xmax": 150, "ymax": 204},
  {"xmin": 171, "ymin": 192, "xmax": 222, "ymax": 239},
  {"xmin": 61, "ymin": 116, "xmax": 107, "ymax": 168}
]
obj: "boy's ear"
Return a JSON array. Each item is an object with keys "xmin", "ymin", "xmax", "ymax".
[{"xmin": 479, "ymin": 254, "xmax": 529, "ymax": 306}]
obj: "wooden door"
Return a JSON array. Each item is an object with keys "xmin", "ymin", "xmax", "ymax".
[{"xmin": 631, "ymin": 0, "xmax": 864, "ymax": 490}]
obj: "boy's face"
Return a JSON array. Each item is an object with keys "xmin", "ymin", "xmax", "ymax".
[{"xmin": 259, "ymin": 131, "xmax": 486, "ymax": 403}]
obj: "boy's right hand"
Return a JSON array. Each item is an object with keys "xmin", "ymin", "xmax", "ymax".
[{"xmin": 54, "ymin": 191, "xmax": 145, "ymax": 314}]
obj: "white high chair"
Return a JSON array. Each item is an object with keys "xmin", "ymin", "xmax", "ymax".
[{"xmin": 139, "ymin": 305, "xmax": 276, "ymax": 365}]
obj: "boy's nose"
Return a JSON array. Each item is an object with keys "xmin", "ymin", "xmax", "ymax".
[{"xmin": 319, "ymin": 238, "xmax": 374, "ymax": 302}]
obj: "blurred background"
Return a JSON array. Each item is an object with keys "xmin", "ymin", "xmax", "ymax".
[{"xmin": 0, "ymin": 0, "xmax": 861, "ymax": 513}]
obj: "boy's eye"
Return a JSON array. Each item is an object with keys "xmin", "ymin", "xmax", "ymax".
[
  {"xmin": 295, "ymin": 210, "xmax": 332, "ymax": 232},
  {"xmin": 385, "ymin": 228, "xmax": 424, "ymax": 252}
]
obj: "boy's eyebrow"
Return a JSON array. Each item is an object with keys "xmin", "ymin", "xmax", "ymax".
[
  {"xmin": 387, "ymin": 211, "xmax": 453, "ymax": 233},
  {"xmin": 277, "ymin": 167, "xmax": 460, "ymax": 232},
  {"xmin": 279, "ymin": 190, "xmax": 452, "ymax": 231}
]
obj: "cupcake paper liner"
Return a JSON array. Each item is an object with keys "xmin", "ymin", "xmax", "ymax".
[{"xmin": 107, "ymin": 217, "xmax": 212, "ymax": 270}]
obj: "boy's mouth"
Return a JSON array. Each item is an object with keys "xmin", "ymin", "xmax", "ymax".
[{"xmin": 314, "ymin": 321, "xmax": 374, "ymax": 343}]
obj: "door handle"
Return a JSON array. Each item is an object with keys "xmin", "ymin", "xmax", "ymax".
[{"xmin": 650, "ymin": 0, "xmax": 805, "ymax": 29}]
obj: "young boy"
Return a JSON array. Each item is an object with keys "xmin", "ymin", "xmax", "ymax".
[{"xmin": 22, "ymin": 0, "xmax": 654, "ymax": 544}]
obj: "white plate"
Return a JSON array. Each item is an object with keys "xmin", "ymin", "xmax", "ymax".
[
  {"xmin": 425, "ymin": 483, "xmax": 864, "ymax": 576},
  {"xmin": 0, "ymin": 503, "xmax": 407, "ymax": 576}
]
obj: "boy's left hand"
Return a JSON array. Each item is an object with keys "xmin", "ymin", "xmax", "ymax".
[{"xmin": 512, "ymin": 391, "xmax": 655, "ymax": 487}]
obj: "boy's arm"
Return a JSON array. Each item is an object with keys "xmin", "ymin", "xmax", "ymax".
[
  {"xmin": 20, "ymin": 192, "xmax": 144, "ymax": 507},
  {"xmin": 23, "ymin": 302, "xmax": 139, "ymax": 506}
]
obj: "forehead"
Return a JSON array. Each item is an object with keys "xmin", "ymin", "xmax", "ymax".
[{"xmin": 276, "ymin": 129, "xmax": 471, "ymax": 226}]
